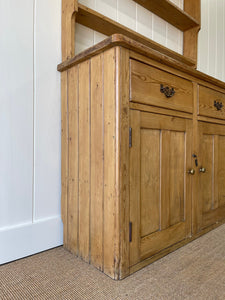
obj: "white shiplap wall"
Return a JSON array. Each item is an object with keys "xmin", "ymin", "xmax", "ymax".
[
  {"xmin": 1, "ymin": 0, "xmax": 225, "ymax": 264},
  {"xmin": 76, "ymin": 0, "xmax": 184, "ymax": 55},
  {"xmin": 0, "ymin": 0, "xmax": 63, "ymax": 264},
  {"xmin": 198, "ymin": 0, "xmax": 225, "ymax": 81}
]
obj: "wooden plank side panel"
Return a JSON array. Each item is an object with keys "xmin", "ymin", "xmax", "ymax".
[
  {"xmin": 90, "ymin": 54, "xmax": 104, "ymax": 270},
  {"xmin": 68, "ymin": 66, "xmax": 79, "ymax": 254},
  {"xmin": 78, "ymin": 60, "xmax": 90, "ymax": 262},
  {"xmin": 140, "ymin": 129, "xmax": 160, "ymax": 237},
  {"xmin": 61, "ymin": 71, "xmax": 68, "ymax": 248},
  {"xmin": 103, "ymin": 48, "xmax": 117, "ymax": 278}
]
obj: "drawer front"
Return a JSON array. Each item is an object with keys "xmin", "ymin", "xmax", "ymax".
[
  {"xmin": 199, "ymin": 85, "xmax": 225, "ymax": 119},
  {"xmin": 130, "ymin": 59, "xmax": 193, "ymax": 113}
]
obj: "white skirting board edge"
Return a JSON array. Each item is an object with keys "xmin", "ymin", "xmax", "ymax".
[{"xmin": 0, "ymin": 216, "xmax": 63, "ymax": 265}]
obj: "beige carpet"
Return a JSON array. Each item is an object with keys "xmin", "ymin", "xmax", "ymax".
[{"xmin": 1, "ymin": 225, "xmax": 225, "ymax": 300}]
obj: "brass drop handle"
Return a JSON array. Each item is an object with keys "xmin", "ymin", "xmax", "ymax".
[
  {"xmin": 199, "ymin": 167, "xmax": 206, "ymax": 173},
  {"xmin": 214, "ymin": 100, "xmax": 223, "ymax": 111},
  {"xmin": 188, "ymin": 169, "xmax": 195, "ymax": 175},
  {"xmin": 160, "ymin": 84, "xmax": 175, "ymax": 98}
]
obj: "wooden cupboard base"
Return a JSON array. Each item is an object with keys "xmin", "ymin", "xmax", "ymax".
[
  {"xmin": 59, "ymin": 36, "xmax": 225, "ymax": 280},
  {"xmin": 129, "ymin": 219, "xmax": 225, "ymax": 277}
]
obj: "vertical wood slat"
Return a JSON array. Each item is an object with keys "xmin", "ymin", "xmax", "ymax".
[
  {"xmin": 78, "ymin": 60, "xmax": 90, "ymax": 262},
  {"xmin": 117, "ymin": 47, "xmax": 130, "ymax": 279},
  {"xmin": 61, "ymin": 71, "xmax": 68, "ymax": 248},
  {"xmin": 129, "ymin": 109, "xmax": 141, "ymax": 267},
  {"xmin": 103, "ymin": 48, "xmax": 117, "ymax": 277},
  {"xmin": 90, "ymin": 54, "xmax": 104, "ymax": 270},
  {"xmin": 67, "ymin": 66, "xmax": 79, "ymax": 254}
]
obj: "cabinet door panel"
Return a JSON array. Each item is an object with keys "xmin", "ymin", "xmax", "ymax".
[
  {"xmin": 198, "ymin": 122, "xmax": 225, "ymax": 230},
  {"xmin": 130, "ymin": 110, "xmax": 192, "ymax": 266},
  {"xmin": 218, "ymin": 136, "xmax": 225, "ymax": 207},
  {"xmin": 140, "ymin": 129, "xmax": 160, "ymax": 237}
]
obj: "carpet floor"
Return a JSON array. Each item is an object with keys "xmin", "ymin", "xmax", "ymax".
[{"xmin": 1, "ymin": 224, "xmax": 225, "ymax": 300}]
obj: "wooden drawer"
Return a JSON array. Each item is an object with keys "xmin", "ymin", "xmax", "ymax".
[
  {"xmin": 198, "ymin": 85, "xmax": 225, "ymax": 119},
  {"xmin": 130, "ymin": 59, "xmax": 193, "ymax": 113}
]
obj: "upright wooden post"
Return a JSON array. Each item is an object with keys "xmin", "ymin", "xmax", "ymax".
[
  {"xmin": 62, "ymin": 0, "xmax": 78, "ymax": 60},
  {"xmin": 183, "ymin": 0, "xmax": 201, "ymax": 67},
  {"xmin": 61, "ymin": 0, "xmax": 78, "ymax": 247}
]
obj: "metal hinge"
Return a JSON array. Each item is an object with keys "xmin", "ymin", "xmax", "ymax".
[
  {"xmin": 129, "ymin": 222, "xmax": 132, "ymax": 242},
  {"xmin": 129, "ymin": 127, "xmax": 132, "ymax": 148}
]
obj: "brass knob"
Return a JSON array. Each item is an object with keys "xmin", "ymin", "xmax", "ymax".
[
  {"xmin": 188, "ymin": 169, "xmax": 195, "ymax": 175},
  {"xmin": 199, "ymin": 167, "xmax": 206, "ymax": 173}
]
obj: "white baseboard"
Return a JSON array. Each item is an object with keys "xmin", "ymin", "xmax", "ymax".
[{"xmin": 0, "ymin": 216, "xmax": 63, "ymax": 264}]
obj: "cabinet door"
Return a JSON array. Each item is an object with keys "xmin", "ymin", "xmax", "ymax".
[
  {"xmin": 197, "ymin": 122, "xmax": 225, "ymax": 231},
  {"xmin": 129, "ymin": 110, "xmax": 192, "ymax": 267}
]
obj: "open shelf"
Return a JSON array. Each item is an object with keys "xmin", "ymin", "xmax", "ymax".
[
  {"xmin": 133, "ymin": 0, "xmax": 200, "ymax": 31},
  {"xmin": 61, "ymin": 0, "xmax": 200, "ymax": 67},
  {"xmin": 76, "ymin": 4, "xmax": 195, "ymax": 67}
]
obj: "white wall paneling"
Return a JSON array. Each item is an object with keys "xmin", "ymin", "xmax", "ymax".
[
  {"xmin": 0, "ymin": 0, "xmax": 63, "ymax": 264},
  {"xmin": 34, "ymin": 0, "xmax": 61, "ymax": 220},
  {"xmin": 198, "ymin": 0, "xmax": 225, "ymax": 82},
  {"xmin": 0, "ymin": 0, "xmax": 33, "ymax": 228},
  {"xmin": 136, "ymin": 4, "xmax": 153, "ymax": 40},
  {"xmin": 117, "ymin": 0, "xmax": 136, "ymax": 31},
  {"xmin": 208, "ymin": 0, "xmax": 217, "ymax": 77},
  {"xmin": 96, "ymin": 0, "xmax": 117, "ymax": 21},
  {"xmin": 0, "ymin": 217, "xmax": 63, "ymax": 264},
  {"xmin": 216, "ymin": 0, "xmax": 225, "ymax": 80}
]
